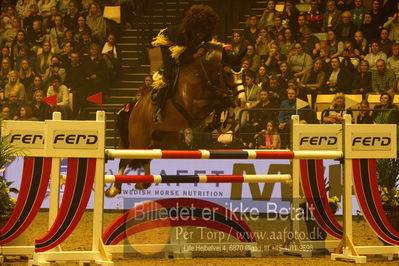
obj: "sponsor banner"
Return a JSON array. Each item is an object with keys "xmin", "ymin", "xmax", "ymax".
[
  {"xmin": 2, "ymin": 157, "xmax": 358, "ymax": 214},
  {"xmin": 292, "ymin": 123, "xmax": 342, "ymax": 151},
  {"xmin": 345, "ymin": 124, "xmax": 397, "ymax": 158},
  {"xmin": 1, "ymin": 121, "xmax": 45, "ymax": 157}
]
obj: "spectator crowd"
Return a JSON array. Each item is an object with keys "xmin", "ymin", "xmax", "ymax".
[{"xmin": 0, "ymin": 0, "xmax": 121, "ymax": 120}]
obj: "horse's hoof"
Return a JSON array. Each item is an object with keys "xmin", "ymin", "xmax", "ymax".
[
  {"xmin": 105, "ymin": 186, "xmax": 121, "ymax": 198},
  {"xmin": 135, "ymin": 183, "xmax": 152, "ymax": 190}
]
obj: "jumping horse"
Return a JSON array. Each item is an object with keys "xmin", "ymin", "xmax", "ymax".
[{"xmin": 105, "ymin": 43, "xmax": 238, "ymax": 196}]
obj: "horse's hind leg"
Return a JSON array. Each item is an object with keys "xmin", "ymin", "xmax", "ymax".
[
  {"xmin": 135, "ymin": 162, "xmax": 152, "ymax": 190},
  {"xmin": 105, "ymin": 159, "xmax": 128, "ymax": 197}
]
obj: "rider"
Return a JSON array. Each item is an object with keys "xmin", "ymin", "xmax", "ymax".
[{"xmin": 151, "ymin": 4, "xmax": 220, "ymax": 123}]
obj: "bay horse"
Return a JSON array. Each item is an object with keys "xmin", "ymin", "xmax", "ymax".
[{"xmin": 105, "ymin": 43, "xmax": 237, "ymax": 197}]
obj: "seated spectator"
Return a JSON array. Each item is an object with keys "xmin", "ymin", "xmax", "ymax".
[
  {"xmin": 10, "ymin": 30, "xmax": 29, "ymax": 62},
  {"xmin": 356, "ymin": 99, "xmax": 373, "ymax": 124},
  {"xmin": 352, "ymin": 60, "xmax": 372, "ymax": 97},
  {"xmin": 307, "ymin": 0, "xmax": 323, "ymax": 33},
  {"xmin": 1, "ymin": 6, "xmax": 17, "ymax": 30},
  {"xmin": 22, "ymin": 3, "xmax": 41, "ymax": 29},
  {"xmin": 383, "ymin": 12, "xmax": 399, "ymax": 42},
  {"xmin": 64, "ymin": 1, "xmax": 79, "ymax": 32},
  {"xmin": 372, "ymin": 92, "xmax": 399, "ymax": 124},
  {"xmin": 300, "ymin": 28, "xmax": 321, "ymax": 58},
  {"xmin": 276, "ymin": 61, "xmax": 293, "ymax": 92},
  {"xmin": 27, "ymin": 19, "xmax": 45, "ymax": 53},
  {"xmin": 278, "ymin": 87, "xmax": 299, "ymax": 149},
  {"xmin": 83, "ymin": 43, "xmax": 108, "ymax": 96},
  {"xmin": 325, "ymin": 30, "xmax": 344, "ymax": 58},
  {"xmin": 319, "ymin": 48, "xmax": 332, "ymax": 72},
  {"xmin": 38, "ymin": 0, "xmax": 57, "ymax": 17},
  {"xmin": 0, "ymin": 58, "xmax": 12, "ymax": 88},
  {"xmin": 44, "ymin": 6, "xmax": 59, "ymax": 30},
  {"xmin": 353, "ymin": 31, "xmax": 368, "ymax": 59},
  {"xmin": 369, "ymin": 0, "xmax": 386, "ymax": 28},
  {"xmin": 18, "ymin": 104, "xmax": 37, "ymax": 120},
  {"xmin": 322, "ymin": 92, "xmax": 352, "ymax": 123},
  {"xmin": 324, "ymin": 57, "xmax": 351, "ymax": 93},
  {"xmin": 255, "ymin": 120, "xmax": 281, "ymax": 149},
  {"xmin": 340, "ymin": 41, "xmax": 359, "ymax": 70},
  {"xmin": 1, "ymin": 105, "xmax": 11, "ymax": 120},
  {"xmin": 86, "ymin": 2, "xmax": 107, "ymax": 43},
  {"xmin": 296, "ymin": 15, "xmax": 308, "ymax": 40},
  {"xmin": 364, "ymin": 41, "xmax": 387, "ymax": 70},
  {"xmin": 46, "ymin": 75, "xmax": 71, "ymax": 119},
  {"xmin": 282, "ymin": 0, "xmax": 299, "ymax": 31},
  {"xmin": 251, "ymin": 89, "xmax": 278, "ymax": 129},
  {"xmin": 2, "ymin": 18, "xmax": 21, "ymax": 48},
  {"xmin": 102, "ymin": 33, "xmax": 121, "ymax": 83},
  {"xmin": 65, "ymin": 52, "xmax": 86, "ymax": 118},
  {"xmin": 76, "ymin": 31, "xmax": 92, "ymax": 57},
  {"xmin": 62, "ymin": 29, "xmax": 78, "ymax": 49},
  {"xmin": 242, "ymin": 44, "xmax": 261, "ymax": 73},
  {"xmin": 58, "ymin": 0, "xmax": 71, "ymax": 15},
  {"xmin": 243, "ymin": 15, "xmax": 258, "ymax": 45},
  {"xmin": 264, "ymin": 43, "xmax": 283, "ymax": 74},
  {"xmin": 36, "ymin": 42, "xmax": 54, "ymax": 77},
  {"xmin": 259, "ymin": 0, "xmax": 276, "ymax": 29},
  {"xmin": 255, "ymin": 28, "xmax": 273, "ymax": 61},
  {"xmin": 359, "ymin": 13, "xmax": 379, "ymax": 42},
  {"xmin": 74, "ymin": 15, "xmax": 92, "ymax": 43},
  {"xmin": 49, "ymin": 15, "xmax": 68, "ymax": 54},
  {"xmin": 266, "ymin": 75, "xmax": 283, "ymax": 106},
  {"xmin": 300, "ymin": 58, "xmax": 326, "ymax": 107},
  {"xmin": 59, "ymin": 41, "xmax": 74, "ymax": 69},
  {"xmin": 5, "ymin": 70, "xmax": 26, "ymax": 100},
  {"xmin": 322, "ymin": 0, "xmax": 342, "ymax": 32},
  {"xmin": 240, "ymin": 59, "xmax": 252, "ymax": 82},
  {"xmin": 268, "ymin": 16, "xmax": 284, "ymax": 41},
  {"xmin": 14, "ymin": 45, "xmax": 36, "ymax": 71},
  {"xmin": 254, "ymin": 66, "xmax": 267, "ymax": 87},
  {"xmin": 372, "ymin": 59, "xmax": 396, "ymax": 94},
  {"xmin": 350, "ymin": 0, "xmax": 368, "ymax": 28},
  {"xmin": 136, "ymin": 75, "xmax": 153, "ymax": 99},
  {"xmin": 81, "ymin": 0, "xmax": 94, "ymax": 16},
  {"xmin": 335, "ymin": 11, "xmax": 357, "ymax": 42},
  {"xmin": 379, "ymin": 28, "xmax": 394, "ymax": 56},
  {"xmin": 230, "ymin": 31, "xmax": 247, "ymax": 56},
  {"xmin": 28, "ymin": 75, "xmax": 45, "ymax": 99},
  {"xmin": 2, "ymin": 89, "xmax": 23, "ymax": 119},
  {"xmin": 387, "ymin": 43, "xmax": 399, "ymax": 86},
  {"xmin": 43, "ymin": 55, "xmax": 66, "ymax": 86},
  {"xmin": 242, "ymin": 71, "xmax": 261, "ymax": 109},
  {"xmin": 288, "ymin": 43, "xmax": 313, "ymax": 78},
  {"xmin": 0, "ymin": 47, "xmax": 11, "ymax": 65},
  {"xmin": 31, "ymin": 89, "xmax": 52, "ymax": 120},
  {"xmin": 18, "ymin": 58, "xmax": 35, "ymax": 91},
  {"xmin": 278, "ymin": 28, "xmax": 296, "ymax": 57}
]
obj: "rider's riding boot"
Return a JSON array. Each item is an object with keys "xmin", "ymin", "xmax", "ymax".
[{"xmin": 152, "ymin": 79, "xmax": 169, "ymax": 123}]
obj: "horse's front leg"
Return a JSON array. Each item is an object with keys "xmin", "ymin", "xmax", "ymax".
[
  {"xmin": 135, "ymin": 162, "xmax": 152, "ymax": 190},
  {"xmin": 105, "ymin": 159, "xmax": 128, "ymax": 197}
]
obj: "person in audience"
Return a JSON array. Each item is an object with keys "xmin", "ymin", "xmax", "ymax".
[
  {"xmin": 322, "ymin": 0, "xmax": 342, "ymax": 32},
  {"xmin": 324, "ymin": 57, "xmax": 351, "ymax": 93},
  {"xmin": 340, "ymin": 40, "xmax": 359, "ymax": 70},
  {"xmin": 64, "ymin": 1, "xmax": 79, "ymax": 32},
  {"xmin": 278, "ymin": 87, "xmax": 299, "ymax": 149},
  {"xmin": 254, "ymin": 66, "xmax": 266, "ymax": 86},
  {"xmin": 288, "ymin": 42, "xmax": 313, "ymax": 78},
  {"xmin": 3, "ymin": 89, "xmax": 23, "ymax": 119},
  {"xmin": 282, "ymin": 0, "xmax": 299, "ymax": 31},
  {"xmin": 264, "ymin": 43, "xmax": 283, "ymax": 74},
  {"xmin": 322, "ymin": 92, "xmax": 352, "ymax": 123},
  {"xmin": 269, "ymin": 16, "xmax": 284, "ymax": 41},
  {"xmin": 36, "ymin": 42, "xmax": 54, "ymax": 77},
  {"xmin": 242, "ymin": 71, "xmax": 261, "ymax": 109},
  {"xmin": 307, "ymin": 0, "xmax": 323, "ymax": 33},
  {"xmin": 1, "ymin": 105, "xmax": 11, "ymax": 120},
  {"xmin": 300, "ymin": 58, "xmax": 326, "ymax": 107},
  {"xmin": 387, "ymin": 43, "xmax": 399, "ymax": 87},
  {"xmin": 1, "ymin": 6, "xmax": 17, "ymax": 31},
  {"xmin": 369, "ymin": 0, "xmax": 386, "ymax": 28},
  {"xmin": 18, "ymin": 58, "xmax": 35, "ymax": 92},
  {"xmin": 296, "ymin": 14, "xmax": 308, "ymax": 40},
  {"xmin": 325, "ymin": 30, "xmax": 344, "ymax": 58},
  {"xmin": 0, "ymin": 47, "xmax": 11, "ymax": 65},
  {"xmin": 259, "ymin": 0, "xmax": 277, "ymax": 29},
  {"xmin": 102, "ymin": 33, "xmax": 121, "ymax": 84},
  {"xmin": 18, "ymin": 104, "xmax": 37, "ymax": 120},
  {"xmin": 2, "ymin": 18, "xmax": 21, "ymax": 48},
  {"xmin": 243, "ymin": 15, "xmax": 258, "ymax": 45},
  {"xmin": 43, "ymin": 55, "xmax": 66, "ymax": 86},
  {"xmin": 279, "ymin": 28, "xmax": 296, "ymax": 57},
  {"xmin": 255, "ymin": 120, "xmax": 281, "ymax": 149},
  {"xmin": 5, "ymin": 70, "xmax": 25, "ymax": 100},
  {"xmin": 46, "ymin": 74, "xmax": 71, "ymax": 119},
  {"xmin": 255, "ymin": 27, "xmax": 273, "ymax": 61},
  {"xmin": 86, "ymin": 2, "xmax": 107, "ymax": 43},
  {"xmin": 136, "ymin": 75, "xmax": 153, "ymax": 99},
  {"xmin": 10, "ymin": 30, "xmax": 29, "ymax": 62},
  {"xmin": 83, "ymin": 43, "xmax": 108, "ymax": 98},
  {"xmin": 45, "ymin": 6, "xmax": 59, "ymax": 30},
  {"xmin": 31, "ymin": 89, "xmax": 52, "ymax": 120},
  {"xmin": 230, "ymin": 31, "xmax": 248, "ymax": 56},
  {"xmin": 350, "ymin": 0, "xmax": 368, "ymax": 28},
  {"xmin": 352, "ymin": 60, "xmax": 372, "ymax": 97},
  {"xmin": 379, "ymin": 28, "xmax": 394, "ymax": 56},
  {"xmin": 58, "ymin": 0, "xmax": 72, "ymax": 15},
  {"xmin": 16, "ymin": 0, "xmax": 37, "ymax": 19},
  {"xmin": 27, "ymin": 19, "xmax": 45, "ymax": 53},
  {"xmin": 383, "ymin": 12, "xmax": 399, "ymax": 43},
  {"xmin": 356, "ymin": 99, "xmax": 373, "ymax": 123},
  {"xmin": 74, "ymin": 15, "xmax": 92, "ymax": 42},
  {"xmin": 65, "ymin": 52, "xmax": 86, "ymax": 118},
  {"xmin": 0, "ymin": 58, "xmax": 12, "ymax": 88},
  {"xmin": 300, "ymin": 28, "xmax": 321, "ymax": 58},
  {"xmin": 76, "ymin": 31, "xmax": 92, "ymax": 57},
  {"xmin": 364, "ymin": 41, "xmax": 387, "ymax": 70},
  {"xmin": 359, "ymin": 13, "xmax": 379, "ymax": 42},
  {"xmin": 372, "ymin": 92, "xmax": 399, "ymax": 124},
  {"xmin": 335, "ymin": 11, "xmax": 357, "ymax": 42},
  {"xmin": 276, "ymin": 61, "xmax": 293, "ymax": 93},
  {"xmin": 23, "ymin": 4, "xmax": 42, "ymax": 31},
  {"xmin": 251, "ymin": 89, "xmax": 278, "ymax": 131},
  {"xmin": 266, "ymin": 75, "xmax": 283, "ymax": 106},
  {"xmin": 243, "ymin": 44, "xmax": 261, "ymax": 72},
  {"xmin": 353, "ymin": 31, "xmax": 368, "ymax": 58},
  {"xmin": 38, "ymin": 0, "xmax": 57, "ymax": 18},
  {"xmin": 28, "ymin": 75, "xmax": 45, "ymax": 98},
  {"xmin": 372, "ymin": 59, "xmax": 396, "ymax": 94},
  {"xmin": 49, "ymin": 15, "xmax": 68, "ymax": 54}
]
